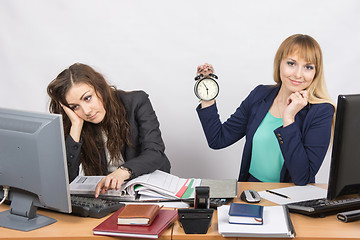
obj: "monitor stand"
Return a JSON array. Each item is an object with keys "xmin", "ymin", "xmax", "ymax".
[{"xmin": 0, "ymin": 191, "xmax": 56, "ymax": 231}]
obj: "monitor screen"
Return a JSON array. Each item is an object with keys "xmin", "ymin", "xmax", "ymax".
[
  {"xmin": 0, "ymin": 107, "xmax": 71, "ymax": 231},
  {"xmin": 327, "ymin": 94, "xmax": 360, "ymax": 200}
]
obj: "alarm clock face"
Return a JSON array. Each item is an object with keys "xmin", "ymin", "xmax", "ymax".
[{"xmin": 194, "ymin": 78, "xmax": 219, "ymax": 101}]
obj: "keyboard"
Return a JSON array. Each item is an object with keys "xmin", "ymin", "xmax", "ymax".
[
  {"xmin": 70, "ymin": 195, "xmax": 125, "ymax": 218},
  {"xmin": 287, "ymin": 197, "xmax": 360, "ymax": 217}
]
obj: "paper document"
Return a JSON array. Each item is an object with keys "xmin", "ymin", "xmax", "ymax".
[
  {"xmin": 124, "ymin": 199, "xmax": 190, "ymax": 209},
  {"xmin": 70, "ymin": 170, "xmax": 201, "ymax": 200},
  {"xmin": 259, "ymin": 185, "xmax": 327, "ymax": 205},
  {"xmin": 70, "ymin": 170, "xmax": 236, "ymax": 202},
  {"xmin": 124, "ymin": 170, "xmax": 201, "ymax": 199},
  {"xmin": 217, "ymin": 205, "xmax": 295, "ymax": 238},
  {"xmin": 69, "ymin": 175, "xmax": 126, "ymax": 197}
]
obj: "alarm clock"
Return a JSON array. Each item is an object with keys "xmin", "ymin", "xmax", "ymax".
[{"xmin": 194, "ymin": 73, "xmax": 219, "ymax": 101}]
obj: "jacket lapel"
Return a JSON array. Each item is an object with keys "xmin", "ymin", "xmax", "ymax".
[{"xmin": 247, "ymin": 86, "xmax": 280, "ymax": 141}]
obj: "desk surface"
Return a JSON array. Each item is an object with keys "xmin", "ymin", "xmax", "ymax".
[{"xmin": 1, "ymin": 182, "xmax": 360, "ymax": 240}]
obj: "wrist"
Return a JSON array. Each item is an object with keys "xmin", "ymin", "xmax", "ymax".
[
  {"xmin": 119, "ymin": 166, "xmax": 133, "ymax": 179},
  {"xmin": 201, "ymin": 100, "xmax": 215, "ymax": 109},
  {"xmin": 69, "ymin": 126, "xmax": 82, "ymax": 143},
  {"xmin": 283, "ymin": 117, "xmax": 294, "ymax": 127}
]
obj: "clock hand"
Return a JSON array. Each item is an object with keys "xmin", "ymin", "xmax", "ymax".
[
  {"xmin": 202, "ymin": 82, "xmax": 209, "ymax": 96},
  {"xmin": 202, "ymin": 82, "xmax": 208, "ymax": 90}
]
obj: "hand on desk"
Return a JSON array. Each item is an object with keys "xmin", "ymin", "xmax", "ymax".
[{"xmin": 94, "ymin": 168, "xmax": 130, "ymax": 198}]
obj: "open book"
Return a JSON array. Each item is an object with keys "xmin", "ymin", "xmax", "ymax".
[{"xmin": 70, "ymin": 170, "xmax": 201, "ymax": 200}]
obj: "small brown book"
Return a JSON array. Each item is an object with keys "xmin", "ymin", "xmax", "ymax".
[{"xmin": 117, "ymin": 204, "xmax": 162, "ymax": 226}]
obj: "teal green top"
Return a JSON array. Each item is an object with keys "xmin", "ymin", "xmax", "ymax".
[{"xmin": 249, "ymin": 111, "xmax": 284, "ymax": 182}]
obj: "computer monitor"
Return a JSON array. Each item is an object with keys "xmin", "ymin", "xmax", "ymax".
[
  {"xmin": 0, "ymin": 107, "xmax": 71, "ymax": 231},
  {"xmin": 327, "ymin": 94, "xmax": 360, "ymax": 200}
]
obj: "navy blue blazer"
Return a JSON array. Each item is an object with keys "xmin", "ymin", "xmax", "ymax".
[{"xmin": 197, "ymin": 85, "xmax": 334, "ymax": 185}]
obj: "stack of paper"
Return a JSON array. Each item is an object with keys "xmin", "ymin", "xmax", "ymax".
[
  {"xmin": 217, "ymin": 205, "xmax": 295, "ymax": 238},
  {"xmin": 259, "ymin": 185, "xmax": 327, "ymax": 205}
]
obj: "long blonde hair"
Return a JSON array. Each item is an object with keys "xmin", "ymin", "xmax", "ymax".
[
  {"xmin": 273, "ymin": 34, "xmax": 335, "ymax": 108},
  {"xmin": 274, "ymin": 34, "xmax": 336, "ymax": 138}
]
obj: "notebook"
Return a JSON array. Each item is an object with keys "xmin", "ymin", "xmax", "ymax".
[
  {"xmin": 228, "ymin": 203, "xmax": 263, "ymax": 225},
  {"xmin": 117, "ymin": 204, "xmax": 161, "ymax": 225},
  {"xmin": 93, "ymin": 207, "xmax": 177, "ymax": 239}
]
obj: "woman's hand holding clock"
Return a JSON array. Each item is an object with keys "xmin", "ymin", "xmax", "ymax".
[
  {"xmin": 195, "ymin": 63, "xmax": 218, "ymax": 108},
  {"xmin": 197, "ymin": 63, "xmax": 214, "ymax": 76}
]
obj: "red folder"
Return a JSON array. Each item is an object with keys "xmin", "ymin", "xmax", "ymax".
[{"xmin": 93, "ymin": 207, "xmax": 178, "ymax": 239}]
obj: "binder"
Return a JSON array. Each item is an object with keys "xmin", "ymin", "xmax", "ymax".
[{"xmin": 218, "ymin": 205, "xmax": 295, "ymax": 238}]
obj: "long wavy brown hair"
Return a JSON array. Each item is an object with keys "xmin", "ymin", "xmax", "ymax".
[{"xmin": 47, "ymin": 63, "xmax": 131, "ymax": 176}]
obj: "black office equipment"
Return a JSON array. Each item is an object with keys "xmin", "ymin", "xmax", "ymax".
[
  {"xmin": 326, "ymin": 94, "xmax": 360, "ymax": 200},
  {"xmin": 182, "ymin": 179, "xmax": 235, "ymax": 209},
  {"xmin": 178, "ymin": 208, "xmax": 214, "ymax": 234},
  {"xmin": 337, "ymin": 209, "xmax": 360, "ymax": 223},
  {"xmin": 286, "ymin": 196, "xmax": 360, "ymax": 217},
  {"xmin": 70, "ymin": 195, "xmax": 125, "ymax": 218},
  {"xmin": 178, "ymin": 185, "xmax": 214, "ymax": 234},
  {"xmin": 194, "ymin": 186, "xmax": 210, "ymax": 209},
  {"xmin": 209, "ymin": 198, "xmax": 229, "ymax": 208},
  {"xmin": 287, "ymin": 94, "xmax": 360, "ymax": 217}
]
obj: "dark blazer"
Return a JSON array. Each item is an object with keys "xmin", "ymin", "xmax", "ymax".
[
  {"xmin": 197, "ymin": 85, "xmax": 334, "ymax": 185},
  {"xmin": 66, "ymin": 90, "xmax": 171, "ymax": 183}
]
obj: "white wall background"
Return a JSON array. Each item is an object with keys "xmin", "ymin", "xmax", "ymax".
[{"xmin": 1, "ymin": 0, "xmax": 359, "ymax": 183}]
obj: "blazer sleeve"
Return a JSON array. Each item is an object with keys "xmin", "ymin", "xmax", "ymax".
[
  {"xmin": 121, "ymin": 91, "xmax": 170, "ymax": 178},
  {"xmin": 274, "ymin": 103, "xmax": 334, "ymax": 185},
  {"xmin": 196, "ymin": 85, "xmax": 262, "ymax": 149},
  {"xmin": 65, "ymin": 135, "xmax": 82, "ymax": 183}
]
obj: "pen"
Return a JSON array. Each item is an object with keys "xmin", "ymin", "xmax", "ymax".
[{"xmin": 266, "ymin": 190, "xmax": 290, "ymax": 199}]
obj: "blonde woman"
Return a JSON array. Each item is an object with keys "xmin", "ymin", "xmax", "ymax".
[{"xmin": 196, "ymin": 34, "xmax": 335, "ymax": 185}]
